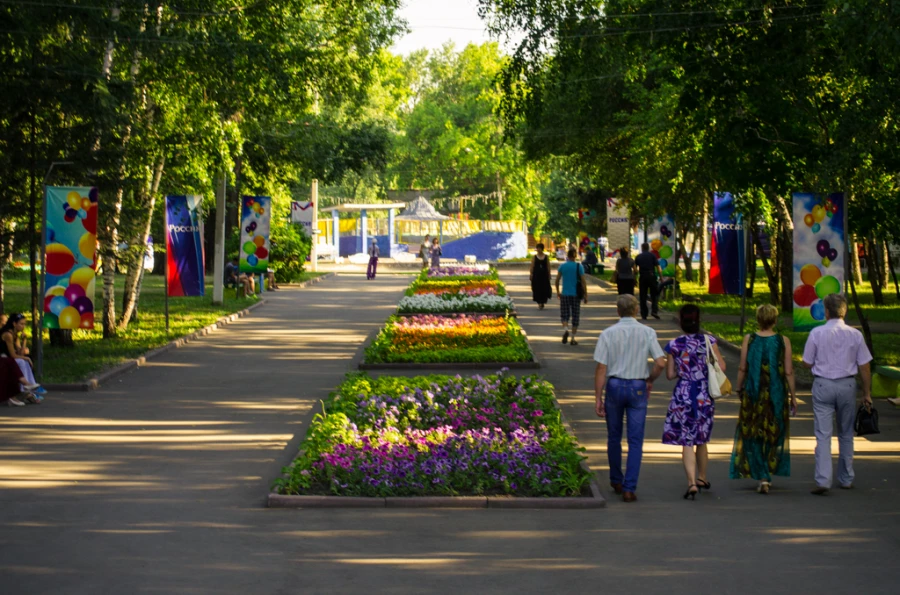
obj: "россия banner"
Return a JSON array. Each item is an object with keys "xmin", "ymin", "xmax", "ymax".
[
  {"xmin": 710, "ymin": 192, "xmax": 745, "ymax": 295},
  {"xmin": 792, "ymin": 192, "xmax": 845, "ymax": 331},
  {"xmin": 165, "ymin": 195, "xmax": 205, "ymax": 297},
  {"xmin": 606, "ymin": 198, "xmax": 630, "ymax": 257}
]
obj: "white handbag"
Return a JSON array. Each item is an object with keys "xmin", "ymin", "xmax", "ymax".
[{"xmin": 704, "ymin": 333, "xmax": 731, "ymax": 397}]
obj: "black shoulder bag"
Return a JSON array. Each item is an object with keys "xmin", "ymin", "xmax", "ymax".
[{"xmin": 576, "ymin": 265, "xmax": 585, "ymax": 299}]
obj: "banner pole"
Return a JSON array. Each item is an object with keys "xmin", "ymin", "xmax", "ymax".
[
  {"xmin": 36, "ymin": 185, "xmax": 49, "ymax": 381},
  {"xmin": 164, "ymin": 202, "xmax": 169, "ymax": 334},
  {"xmin": 310, "ymin": 179, "xmax": 318, "ymax": 272},
  {"xmin": 739, "ymin": 212, "xmax": 749, "ymax": 335}
]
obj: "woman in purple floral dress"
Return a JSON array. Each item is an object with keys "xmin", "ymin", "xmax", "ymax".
[{"xmin": 663, "ymin": 305, "xmax": 726, "ymax": 500}]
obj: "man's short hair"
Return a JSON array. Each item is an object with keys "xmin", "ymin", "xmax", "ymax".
[
  {"xmin": 616, "ymin": 294, "xmax": 639, "ymax": 317},
  {"xmin": 641, "ymin": 242, "xmax": 650, "ymax": 252},
  {"xmin": 567, "ymin": 247, "xmax": 577, "ymax": 260},
  {"xmin": 824, "ymin": 293, "xmax": 848, "ymax": 319},
  {"xmin": 231, "ymin": 257, "xmax": 239, "ymax": 263},
  {"xmin": 536, "ymin": 242, "xmax": 544, "ymax": 250}
]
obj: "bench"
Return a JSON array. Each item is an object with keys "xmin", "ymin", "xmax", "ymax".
[
  {"xmin": 873, "ymin": 365, "xmax": 900, "ymax": 398},
  {"xmin": 583, "ymin": 263, "xmax": 605, "ymax": 275}
]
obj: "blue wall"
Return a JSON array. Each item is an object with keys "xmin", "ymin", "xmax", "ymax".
[
  {"xmin": 339, "ymin": 234, "xmax": 390, "ymax": 257},
  {"xmin": 441, "ymin": 231, "xmax": 528, "ymax": 261}
]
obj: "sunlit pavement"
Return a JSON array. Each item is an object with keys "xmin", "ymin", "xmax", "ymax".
[{"xmin": 1, "ymin": 272, "xmax": 898, "ymax": 594}]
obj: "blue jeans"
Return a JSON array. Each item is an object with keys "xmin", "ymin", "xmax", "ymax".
[{"xmin": 605, "ymin": 378, "xmax": 649, "ymax": 492}]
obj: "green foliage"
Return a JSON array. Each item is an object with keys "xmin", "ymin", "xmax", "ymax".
[{"xmin": 270, "ymin": 222, "xmax": 312, "ymax": 283}]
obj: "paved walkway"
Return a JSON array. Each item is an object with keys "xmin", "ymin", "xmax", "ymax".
[{"xmin": 1, "ymin": 272, "xmax": 898, "ymax": 594}]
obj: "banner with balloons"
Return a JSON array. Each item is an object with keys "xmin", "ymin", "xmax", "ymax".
[
  {"xmin": 239, "ymin": 196, "xmax": 271, "ymax": 274},
  {"xmin": 647, "ymin": 215, "xmax": 677, "ymax": 277},
  {"xmin": 606, "ymin": 198, "xmax": 630, "ymax": 258},
  {"xmin": 43, "ymin": 187, "xmax": 98, "ymax": 330},
  {"xmin": 792, "ymin": 192, "xmax": 844, "ymax": 331},
  {"xmin": 165, "ymin": 195, "xmax": 205, "ymax": 297},
  {"xmin": 710, "ymin": 192, "xmax": 746, "ymax": 295}
]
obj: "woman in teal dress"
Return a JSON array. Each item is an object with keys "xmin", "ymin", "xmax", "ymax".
[{"xmin": 730, "ymin": 304, "xmax": 798, "ymax": 494}]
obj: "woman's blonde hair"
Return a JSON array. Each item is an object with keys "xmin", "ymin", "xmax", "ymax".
[{"xmin": 756, "ymin": 304, "xmax": 779, "ymax": 330}]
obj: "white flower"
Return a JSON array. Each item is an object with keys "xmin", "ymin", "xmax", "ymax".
[{"xmin": 398, "ymin": 293, "xmax": 514, "ymax": 313}]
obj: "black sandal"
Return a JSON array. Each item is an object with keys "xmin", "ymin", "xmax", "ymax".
[{"xmin": 696, "ymin": 479, "xmax": 711, "ymax": 492}]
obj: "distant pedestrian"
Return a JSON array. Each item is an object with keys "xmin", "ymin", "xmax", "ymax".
[
  {"xmin": 663, "ymin": 305, "xmax": 726, "ymax": 500},
  {"xmin": 0, "ymin": 313, "xmax": 43, "ymax": 404},
  {"xmin": 614, "ymin": 248, "xmax": 636, "ymax": 295},
  {"xmin": 555, "ymin": 245, "xmax": 566, "ymax": 261},
  {"xmin": 529, "ymin": 243, "xmax": 552, "ymax": 310},
  {"xmin": 635, "ymin": 242, "xmax": 662, "ymax": 319},
  {"xmin": 802, "ymin": 294, "xmax": 872, "ymax": 495},
  {"xmin": 594, "ymin": 294, "xmax": 666, "ymax": 502},
  {"xmin": 430, "ymin": 237, "xmax": 442, "ymax": 268},
  {"xmin": 555, "ymin": 248, "xmax": 587, "ymax": 345},
  {"xmin": 598, "ymin": 236, "xmax": 607, "ymax": 262},
  {"xmin": 581, "ymin": 246, "xmax": 598, "ymax": 272},
  {"xmin": 730, "ymin": 304, "xmax": 796, "ymax": 494},
  {"xmin": 366, "ymin": 238, "xmax": 380, "ymax": 280},
  {"xmin": 420, "ymin": 234, "xmax": 431, "ymax": 267}
]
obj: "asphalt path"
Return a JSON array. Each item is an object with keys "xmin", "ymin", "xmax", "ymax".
[{"xmin": 1, "ymin": 271, "xmax": 898, "ymax": 594}]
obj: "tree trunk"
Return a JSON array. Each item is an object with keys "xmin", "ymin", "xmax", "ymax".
[
  {"xmin": 678, "ymin": 225, "xmax": 695, "ymax": 281},
  {"xmin": 849, "ymin": 234, "xmax": 863, "ymax": 285},
  {"xmin": 754, "ymin": 231, "xmax": 779, "ymax": 305},
  {"xmin": 49, "ymin": 329, "xmax": 74, "ymax": 348},
  {"xmin": 770, "ymin": 227, "xmax": 780, "ymax": 293},
  {"xmin": 698, "ymin": 201, "xmax": 708, "ymax": 286},
  {"xmin": 887, "ymin": 244, "xmax": 900, "ymax": 300},
  {"xmin": 848, "ymin": 268, "xmax": 875, "ymax": 364},
  {"xmin": 119, "ymin": 154, "xmax": 164, "ymax": 329},
  {"xmin": 747, "ymin": 227, "xmax": 756, "ymax": 298},
  {"xmin": 772, "ymin": 194, "xmax": 793, "ymax": 313},
  {"xmin": 28, "ymin": 105, "xmax": 40, "ymax": 356},
  {"xmin": 877, "ymin": 239, "xmax": 890, "ymax": 290},
  {"xmin": 865, "ymin": 236, "xmax": 884, "ymax": 305}
]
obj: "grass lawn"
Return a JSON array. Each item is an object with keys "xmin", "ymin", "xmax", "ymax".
[
  {"xmin": 2, "ymin": 271, "xmax": 268, "ymax": 383},
  {"xmin": 656, "ymin": 267, "xmax": 900, "ymax": 368},
  {"xmin": 660, "ymin": 266, "xmax": 900, "ymax": 324}
]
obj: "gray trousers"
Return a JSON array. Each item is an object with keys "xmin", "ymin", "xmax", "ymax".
[{"xmin": 811, "ymin": 377, "xmax": 857, "ymax": 488}]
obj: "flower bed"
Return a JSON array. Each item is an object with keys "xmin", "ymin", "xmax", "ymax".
[
  {"xmin": 398, "ymin": 292, "xmax": 514, "ymax": 314},
  {"xmin": 406, "ymin": 278, "xmax": 506, "ymax": 298},
  {"xmin": 422, "ymin": 265, "xmax": 498, "ymax": 280},
  {"xmin": 274, "ymin": 371, "xmax": 592, "ymax": 498},
  {"xmin": 365, "ymin": 314, "xmax": 532, "ymax": 364}
]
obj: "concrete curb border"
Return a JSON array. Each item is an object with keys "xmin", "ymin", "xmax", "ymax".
[
  {"xmin": 43, "ymin": 273, "xmax": 334, "ymax": 392},
  {"xmin": 267, "ymin": 386, "xmax": 605, "ymax": 509}
]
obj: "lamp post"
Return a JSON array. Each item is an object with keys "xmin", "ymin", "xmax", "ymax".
[{"xmin": 36, "ymin": 161, "xmax": 74, "ymax": 381}]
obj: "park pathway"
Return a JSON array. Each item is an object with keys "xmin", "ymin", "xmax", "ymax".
[{"xmin": 1, "ymin": 272, "xmax": 898, "ymax": 594}]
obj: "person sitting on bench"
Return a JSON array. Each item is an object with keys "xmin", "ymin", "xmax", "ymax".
[
  {"xmin": 582, "ymin": 247, "xmax": 599, "ymax": 272},
  {"xmin": 225, "ymin": 257, "xmax": 255, "ymax": 295}
]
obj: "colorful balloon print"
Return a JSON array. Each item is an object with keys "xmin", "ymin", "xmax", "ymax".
[
  {"xmin": 804, "ymin": 213, "xmax": 815, "ymax": 227},
  {"xmin": 811, "ymin": 223, "xmax": 821, "ymax": 233},
  {"xmin": 793, "ymin": 284, "xmax": 818, "ymax": 307},
  {"xmin": 800, "ymin": 264, "xmax": 822, "ymax": 287},
  {"xmin": 239, "ymin": 196, "xmax": 270, "ymax": 274},
  {"xmin": 46, "ymin": 243, "xmax": 76, "ymax": 276},
  {"xmin": 816, "ymin": 240, "xmax": 830, "ymax": 257},
  {"xmin": 810, "ymin": 300, "xmax": 826, "ymax": 321},
  {"xmin": 243, "ymin": 241, "xmax": 257, "ymax": 255},
  {"xmin": 44, "ymin": 187, "xmax": 98, "ymax": 329},
  {"xmin": 58, "ymin": 306, "xmax": 81, "ymax": 329},
  {"xmin": 815, "ymin": 275, "xmax": 841, "ymax": 299}
]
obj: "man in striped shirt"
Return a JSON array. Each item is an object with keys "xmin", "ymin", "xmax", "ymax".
[{"xmin": 594, "ymin": 294, "xmax": 666, "ymax": 502}]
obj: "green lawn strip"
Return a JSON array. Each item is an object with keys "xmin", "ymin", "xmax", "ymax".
[
  {"xmin": 702, "ymin": 322, "xmax": 900, "ymax": 369},
  {"xmin": 274, "ymin": 372, "xmax": 591, "ymax": 498},
  {"xmin": 284, "ymin": 272, "xmax": 328, "ymax": 283},
  {"xmin": 2, "ymin": 272, "xmax": 259, "ymax": 383},
  {"xmin": 660, "ymin": 268, "xmax": 900, "ymax": 324},
  {"xmin": 364, "ymin": 316, "xmax": 533, "ymax": 364}
]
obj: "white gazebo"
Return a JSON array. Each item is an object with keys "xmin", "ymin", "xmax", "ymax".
[{"xmin": 324, "ymin": 202, "xmax": 405, "ymax": 257}]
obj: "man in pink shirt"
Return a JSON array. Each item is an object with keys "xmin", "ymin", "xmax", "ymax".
[{"xmin": 802, "ymin": 294, "xmax": 873, "ymax": 495}]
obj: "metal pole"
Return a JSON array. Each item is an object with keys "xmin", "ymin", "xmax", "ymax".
[
  {"xmin": 496, "ymin": 172, "xmax": 502, "ymax": 220},
  {"xmin": 739, "ymin": 213, "xmax": 749, "ymax": 335},
  {"xmin": 212, "ymin": 172, "xmax": 226, "ymax": 304},
  {"xmin": 310, "ymin": 179, "xmax": 318, "ymax": 272},
  {"xmin": 164, "ymin": 202, "xmax": 169, "ymax": 334}
]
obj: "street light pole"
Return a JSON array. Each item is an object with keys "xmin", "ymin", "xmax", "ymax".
[
  {"xmin": 495, "ymin": 172, "xmax": 503, "ymax": 221},
  {"xmin": 36, "ymin": 160, "xmax": 74, "ymax": 381}
]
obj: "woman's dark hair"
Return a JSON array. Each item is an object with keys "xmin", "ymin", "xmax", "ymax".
[
  {"xmin": 535, "ymin": 242, "xmax": 544, "ymax": 251},
  {"xmin": 679, "ymin": 304, "xmax": 701, "ymax": 334},
  {"xmin": 0, "ymin": 312, "xmax": 25, "ymax": 336},
  {"xmin": 619, "ymin": 247, "xmax": 629, "ymax": 259}
]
